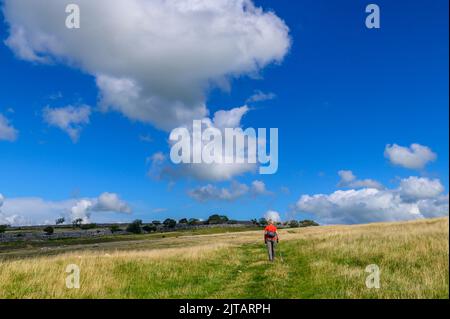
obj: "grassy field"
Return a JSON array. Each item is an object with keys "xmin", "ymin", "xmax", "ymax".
[
  {"xmin": 0, "ymin": 225, "xmax": 259, "ymax": 258},
  {"xmin": 0, "ymin": 217, "xmax": 448, "ymax": 299}
]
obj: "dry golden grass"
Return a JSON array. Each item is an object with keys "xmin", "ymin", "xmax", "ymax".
[
  {"xmin": 0, "ymin": 217, "xmax": 448, "ymax": 299},
  {"xmin": 0, "ymin": 243, "xmax": 231, "ymax": 298}
]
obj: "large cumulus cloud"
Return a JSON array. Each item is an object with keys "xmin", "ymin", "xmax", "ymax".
[{"xmin": 3, "ymin": 0, "xmax": 291, "ymax": 130}]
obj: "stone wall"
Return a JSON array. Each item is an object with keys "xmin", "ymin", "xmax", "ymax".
[{"xmin": 0, "ymin": 222, "xmax": 256, "ymax": 243}]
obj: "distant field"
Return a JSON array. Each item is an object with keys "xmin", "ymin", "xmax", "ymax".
[
  {"xmin": 0, "ymin": 218, "xmax": 448, "ymax": 299},
  {"xmin": 0, "ymin": 225, "xmax": 259, "ymax": 259}
]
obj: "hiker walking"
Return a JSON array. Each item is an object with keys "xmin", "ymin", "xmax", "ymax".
[{"xmin": 264, "ymin": 219, "xmax": 279, "ymax": 262}]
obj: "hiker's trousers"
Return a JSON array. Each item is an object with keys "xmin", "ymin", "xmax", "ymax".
[{"xmin": 266, "ymin": 240, "xmax": 276, "ymax": 261}]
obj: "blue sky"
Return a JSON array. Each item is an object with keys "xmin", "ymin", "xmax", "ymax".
[{"xmin": 0, "ymin": 0, "xmax": 448, "ymax": 225}]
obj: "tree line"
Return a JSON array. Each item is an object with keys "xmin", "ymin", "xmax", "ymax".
[{"xmin": 0, "ymin": 214, "xmax": 319, "ymax": 236}]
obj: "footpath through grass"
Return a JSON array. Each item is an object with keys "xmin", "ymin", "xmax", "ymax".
[{"xmin": 0, "ymin": 218, "xmax": 448, "ymax": 298}]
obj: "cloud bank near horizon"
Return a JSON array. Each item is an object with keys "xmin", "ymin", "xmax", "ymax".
[
  {"xmin": 296, "ymin": 176, "xmax": 448, "ymax": 225},
  {"xmin": 0, "ymin": 192, "xmax": 131, "ymax": 226}
]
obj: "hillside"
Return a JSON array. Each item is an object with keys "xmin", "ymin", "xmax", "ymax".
[{"xmin": 0, "ymin": 217, "xmax": 448, "ymax": 299}]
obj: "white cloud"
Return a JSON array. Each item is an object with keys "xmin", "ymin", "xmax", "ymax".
[
  {"xmin": 168, "ymin": 162, "xmax": 256, "ymax": 182},
  {"xmin": 43, "ymin": 105, "xmax": 91, "ymax": 142},
  {"xmin": 92, "ymin": 192, "xmax": 132, "ymax": 214},
  {"xmin": 0, "ymin": 193, "xmax": 131, "ymax": 226},
  {"xmin": 399, "ymin": 176, "xmax": 444, "ymax": 201},
  {"xmin": 212, "ymin": 105, "xmax": 249, "ymax": 130},
  {"xmin": 384, "ymin": 143, "xmax": 437, "ymax": 170},
  {"xmin": 4, "ymin": 25, "xmax": 50, "ymax": 63},
  {"xmin": 70, "ymin": 199, "xmax": 93, "ymax": 224},
  {"xmin": 417, "ymin": 195, "xmax": 449, "ymax": 218},
  {"xmin": 3, "ymin": 0, "xmax": 290, "ymax": 131},
  {"xmin": 1, "ymin": 196, "xmax": 75, "ymax": 226},
  {"xmin": 251, "ymin": 180, "xmax": 268, "ymax": 195},
  {"xmin": 70, "ymin": 192, "xmax": 132, "ymax": 223},
  {"xmin": 0, "ymin": 194, "xmax": 13, "ymax": 224},
  {"xmin": 188, "ymin": 181, "xmax": 249, "ymax": 202},
  {"xmin": 295, "ymin": 176, "xmax": 448, "ymax": 224},
  {"xmin": 297, "ymin": 189, "xmax": 420, "ymax": 225},
  {"xmin": 163, "ymin": 161, "xmax": 256, "ymax": 182},
  {"xmin": 0, "ymin": 113, "xmax": 18, "ymax": 142},
  {"xmin": 246, "ymin": 90, "xmax": 276, "ymax": 103},
  {"xmin": 4, "ymin": 0, "xmax": 289, "ymax": 183},
  {"xmin": 338, "ymin": 170, "xmax": 383, "ymax": 190},
  {"xmin": 147, "ymin": 152, "xmax": 168, "ymax": 179},
  {"xmin": 337, "ymin": 170, "xmax": 356, "ymax": 184},
  {"xmin": 264, "ymin": 210, "xmax": 281, "ymax": 222},
  {"xmin": 160, "ymin": 105, "xmax": 258, "ymax": 181},
  {"xmin": 188, "ymin": 179, "xmax": 270, "ymax": 202}
]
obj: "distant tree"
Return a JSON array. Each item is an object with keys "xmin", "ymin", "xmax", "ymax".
[
  {"xmin": 188, "ymin": 218, "xmax": 200, "ymax": 225},
  {"xmin": 251, "ymin": 219, "xmax": 258, "ymax": 225},
  {"xmin": 126, "ymin": 219, "xmax": 143, "ymax": 234},
  {"xmin": 72, "ymin": 218, "xmax": 83, "ymax": 229},
  {"xmin": 0, "ymin": 225, "xmax": 8, "ymax": 234},
  {"xmin": 207, "ymin": 214, "xmax": 220, "ymax": 224},
  {"xmin": 152, "ymin": 220, "xmax": 161, "ymax": 226},
  {"xmin": 299, "ymin": 220, "xmax": 319, "ymax": 227},
  {"xmin": 178, "ymin": 218, "xmax": 188, "ymax": 224},
  {"xmin": 163, "ymin": 218, "xmax": 177, "ymax": 228},
  {"xmin": 143, "ymin": 224, "xmax": 157, "ymax": 232},
  {"xmin": 109, "ymin": 225, "xmax": 121, "ymax": 233},
  {"xmin": 43, "ymin": 226, "xmax": 54, "ymax": 235},
  {"xmin": 258, "ymin": 218, "xmax": 268, "ymax": 226},
  {"xmin": 289, "ymin": 220, "xmax": 299, "ymax": 228},
  {"xmin": 55, "ymin": 217, "xmax": 65, "ymax": 225},
  {"xmin": 207, "ymin": 214, "xmax": 229, "ymax": 225}
]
